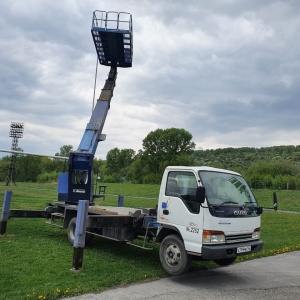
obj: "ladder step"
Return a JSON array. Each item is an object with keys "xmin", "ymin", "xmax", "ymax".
[
  {"xmin": 46, "ymin": 212, "xmax": 64, "ymax": 228},
  {"xmin": 45, "ymin": 221, "xmax": 63, "ymax": 228},
  {"xmin": 51, "ymin": 212, "xmax": 64, "ymax": 218}
]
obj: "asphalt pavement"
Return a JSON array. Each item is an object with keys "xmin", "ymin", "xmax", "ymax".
[{"xmin": 65, "ymin": 251, "xmax": 300, "ymax": 300}]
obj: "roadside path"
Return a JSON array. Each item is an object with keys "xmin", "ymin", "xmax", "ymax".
[{"xmin": 65, "ymin": 251, "xmax": 300, "ymax": 300}]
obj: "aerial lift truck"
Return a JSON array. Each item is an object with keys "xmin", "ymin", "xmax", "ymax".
[{"xmin": 0, "ymin": 10, "xmax": 277, "ymax": 276}]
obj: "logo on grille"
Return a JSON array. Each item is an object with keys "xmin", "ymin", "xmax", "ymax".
[{"xmin": 233, "ymin": 210, "xmax": 247, "ymax": 215}]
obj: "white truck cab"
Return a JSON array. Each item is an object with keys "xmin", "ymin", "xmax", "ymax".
[{"xmin": 156, "ymin": 166, "xmax": 265, "ymax": 275}]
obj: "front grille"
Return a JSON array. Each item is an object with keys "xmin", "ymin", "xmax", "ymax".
[{"xmin": 226, "ymin": 233, "xmax": 253, "ymax": 244}]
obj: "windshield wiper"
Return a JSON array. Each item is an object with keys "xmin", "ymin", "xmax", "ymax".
[
  {"xmin": 220, "ymin": 200, "xmax": 239, "ymax": 206},
  {"xmin": 243, "ymin": 202, "xmax": 257, "ymax": 207}
]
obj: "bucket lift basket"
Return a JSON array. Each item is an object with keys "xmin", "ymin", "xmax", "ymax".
[{"xmin": 91, "ymin": 10, "xmax": 133, "ymax": 68}]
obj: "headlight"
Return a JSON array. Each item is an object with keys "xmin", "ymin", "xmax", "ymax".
[
  {"xmin": 203, "ymin": 230, "xmax": 225, "ymax": 244},
  {"xmin": 252, "ymin": 227, "xmax": 260, "ymax": 240}
]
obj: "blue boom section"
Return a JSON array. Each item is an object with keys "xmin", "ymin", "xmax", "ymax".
[
  {"xmin": 66, "ymin": 67, "xmax": 117, "ymax": 204},
  {"xmin": 77, "ymin": 65, "xmax": 117, "ymax": 158},
  {"xmin": 59, "ymin": 10, "xmax": 133, "ymax": 205}
]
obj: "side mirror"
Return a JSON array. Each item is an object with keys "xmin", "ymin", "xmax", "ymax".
[
  {"xmin": 196, "ymin": 186, "xmax": 206, "ymax": 204},
  {"xmin": 256, "ymin": 207, "xmax": 263, "ymax": 215},
  {"xmin": 257, "ymin": 191, "xmax": 278, "ymax": 213},
  {"xmin": 273, "ymin": 192, "xmax": 278, "ymax": 211}
]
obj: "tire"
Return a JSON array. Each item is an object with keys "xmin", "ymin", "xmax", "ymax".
[
  {"xmin": 213, "ymin": 257, "xmax": 236, "ymax": 266},
  {"xmin": 159, "ymin": 234, "xmax": 192, "ymax": 276},
  {"xmin": 67, "ymin": 217, "xmax": 93, "ymax": 246}
]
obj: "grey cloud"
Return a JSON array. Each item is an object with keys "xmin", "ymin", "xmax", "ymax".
[{"xmin": 1, "ymin": 0, "xmax": 300, "ymax": 160}]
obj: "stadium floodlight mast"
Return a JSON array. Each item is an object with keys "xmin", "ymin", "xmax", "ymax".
[{"xmin": 4, "ymin": 122, "xmax": 24, "ymax": 186}]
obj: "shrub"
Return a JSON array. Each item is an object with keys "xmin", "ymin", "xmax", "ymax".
[
  {"xmin": 37, "ymin": 172, "xmax": 59, "ymax": 183},
  {"xmin": 102, "ymin": 175, "xmax": 119, "ymax": 183}
]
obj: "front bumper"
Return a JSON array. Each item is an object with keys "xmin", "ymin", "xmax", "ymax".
[{"xmin": 201, "ymin": 240, "xmax": 264, "ymax": 260}]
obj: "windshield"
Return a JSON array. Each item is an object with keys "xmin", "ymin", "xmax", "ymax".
[{"xmin": 199, "ymin": 171, "xmax": 257, "ymax": 207}]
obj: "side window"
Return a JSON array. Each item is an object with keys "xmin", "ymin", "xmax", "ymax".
[
  {"xmin": 166, "ymin": 173, "xmax": 182, "ymax": 197},
  {"xmin": 165, "ymin": 171, "xmax": 199, "ymax": 214}
]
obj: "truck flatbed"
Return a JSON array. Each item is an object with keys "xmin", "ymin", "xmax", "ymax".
[
  {"xmin": 88, "ymin": 205, "xmax": 142, "ymax": 217},
  {"xmin": 48, "ymin": 202, "xmax": 143, "ymax": 218}
]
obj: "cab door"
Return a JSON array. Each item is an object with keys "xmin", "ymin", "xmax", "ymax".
[{"xmin": 158, "ymin": 170, "xmax": 203, "ymax": 253}]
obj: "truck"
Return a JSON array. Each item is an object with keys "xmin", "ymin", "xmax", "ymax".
[
  {"xmin": 0, "ymin": 10, "xmax": 277, "ymax": 276},
  {"xmin": 49, "ymin": 164, "xmax": 276, "ymax": 276}
]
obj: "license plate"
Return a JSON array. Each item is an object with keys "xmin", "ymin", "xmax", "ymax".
[{"xmin": 237, "ymin": 246, "xmax": 251, "ymax": 253}]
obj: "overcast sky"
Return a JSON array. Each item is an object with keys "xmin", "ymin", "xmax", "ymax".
[{"xmin": 1, "ymin": 0, "xmax": 300, "ymax": 160}]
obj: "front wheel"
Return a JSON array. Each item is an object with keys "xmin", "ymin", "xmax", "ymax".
[
  {"xmin": 67, "ymin": 217, "xmax": 93, "ymax": 246},
  {"xmin": 213, "ymin": 257, "xmax": 236, "ymax": 266},
  {"xmin": 159, "ymin": 234, "xmax": 192, "ymax": 276}
]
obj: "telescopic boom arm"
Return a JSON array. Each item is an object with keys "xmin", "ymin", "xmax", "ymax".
[{"xmin": 61, "ymin": 11, "xmax": 132, "ymax": 204}]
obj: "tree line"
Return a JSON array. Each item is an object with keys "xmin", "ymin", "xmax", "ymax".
[{"xmin": 1, "ymin": 128, "xmax": 300, "ymax": 189}]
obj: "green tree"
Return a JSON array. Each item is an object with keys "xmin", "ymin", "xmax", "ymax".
[
  {"xmin": 94, "ymin": 158, "xmax": 105, "ymax": 179},
  {"xmin": 106, "ymin": 148, "xmax": 121, "ymax": 174},
  {"xmin": 246, "ymin": 160, "xmax": 296, "ymax": 177},
  {"xmin": 55, "ymin": 145, "xmax": 73, "ymax": 157},
  {"xmin": 119, "ymin": 149, "xmax": 135, "ymax": 168},
  {"xmin": 141, "ymin": 128, "xmax": 195, "ymax": 179},
  {"xmin": 52, "ymin": 145, "xmax": 72, "ymax": 173},
  {"xmin": 127, "ymin": 150, "xmax": 150, "ymax": 183},
  {"xmin": 105, "ymin": 148, "xmax": 135, "ymax": 182},
  {"xmin": 16, "ymin": 155, "xmax": 43, "ymax": 182},
  {"xmin": 0, "ymin": 155, "xmax": 10, "ymax": 181}
]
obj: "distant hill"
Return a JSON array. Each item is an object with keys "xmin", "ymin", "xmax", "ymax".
[{"xmin": 191, "ymin": 145, "xmax": 300, "ymax": 172}]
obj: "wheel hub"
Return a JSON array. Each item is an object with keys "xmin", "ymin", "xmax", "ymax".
[{"xmin": 165, "ymin": 244, "xmax": 181, "ymax": 266}]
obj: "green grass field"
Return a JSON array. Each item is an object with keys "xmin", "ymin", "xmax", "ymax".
[{"xmin": 0, "ymin": 183, "xmax": 300, "ymax": 300}]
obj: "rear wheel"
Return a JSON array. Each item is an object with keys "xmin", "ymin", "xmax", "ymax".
[
  {"xmin": 159, "ymin": 234, "xmax": 192, "ymax": 276},
  {"xmin": 213, "ymin": 257, "xmax": 236, "ymax": 266},
  {"xmin": 67, "ymin": 217, "xmax": 93, "ymax": 246}
]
